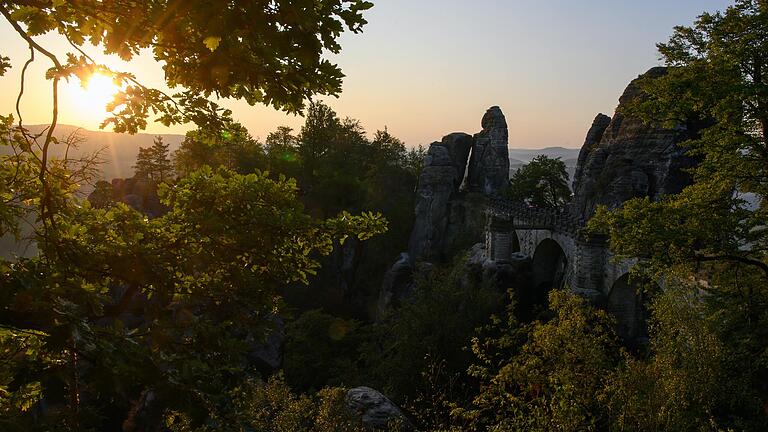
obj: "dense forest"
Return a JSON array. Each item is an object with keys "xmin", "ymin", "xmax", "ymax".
[{"xmin": 1, "ymin": 0, "xmax": 768, "ymax": 431}]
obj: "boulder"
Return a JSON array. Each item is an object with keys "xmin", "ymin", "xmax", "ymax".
[
  {"xmin": 346, "ymin": 387, "xmax": 413, "ymax": 430},
  {"xmin": 571, "ymin": 67, "xmax": 699, "ymax": 220},
  {"xmin": 466, "ymin": 106, "xmax": 510, "ymax": 195}
]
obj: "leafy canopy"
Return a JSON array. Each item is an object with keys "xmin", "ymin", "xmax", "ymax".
[
  {"xmin": 506, "ymin": 155, "xmax": 572, "ymax": 209},
  {"xmin": 1, "ymin": 0, "xmax": 374, "ymax": 133}
]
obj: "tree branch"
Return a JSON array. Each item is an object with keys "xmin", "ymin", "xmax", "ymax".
[
  {"xmin": 694, "ymin": 253, "xmax": 768, "ymax": 278},
  {"xmin": 0, "ymin": 6, "xmax": 62, "ymax": 69}
]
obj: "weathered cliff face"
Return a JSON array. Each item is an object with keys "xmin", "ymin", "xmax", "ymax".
[
  {"xmin": 380, "ymin": 108, "xmax": 510, "ymax": 313},
  {"xmin": 571, "ymin": 67, "xmax": 697, "ymax": 220},
  {"xmin": 408, "ymin": 133, "xmax": 473, "ymax": 262},
  {"xmin": 572, "ymin": 114, "xmax": 611, "ymax": 196},
  {"xmin": 466, "ymin": 106, "xmax": 510, "ymax": 195},
  {"xmin": 407, "ymin": 107, "xmax": 511, "ymax": 264}
]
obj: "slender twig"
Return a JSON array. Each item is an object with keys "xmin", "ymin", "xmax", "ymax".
[{"xmin": 1, "ymin": 6, "xmax": 64, "ymax": 231}]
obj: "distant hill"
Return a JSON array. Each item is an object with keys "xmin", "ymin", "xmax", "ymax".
[
  {"xmin": 508, "ymin": 146, "xmax": 580, "ymax": 162},
  {"xmin": 5, "ymin": 128, "xmax": 583, "ymax": 182},
  {"xmin": 14, "ymin": 124, "xmax": 185, "ymax": 181}
]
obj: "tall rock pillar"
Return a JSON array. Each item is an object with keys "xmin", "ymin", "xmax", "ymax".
[
  {"xmin": 408, "ymin": 133, "xmax": 473, "ymax": 262},
  {"xmin": 466, "ymin": 106, "xmax": 510, "ymax": 196}
]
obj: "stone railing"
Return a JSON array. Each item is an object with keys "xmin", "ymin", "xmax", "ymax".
[{"xmin": 487, "ymin": 198, "xmax": 586, "ymax": 234}]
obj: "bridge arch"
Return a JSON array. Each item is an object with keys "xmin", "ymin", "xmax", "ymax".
[
  {"xmin": 511, "ymin": 230, "xmax": 521, "ymax": 253},
  {"xmin": 532, "ymin": 238, "xmax": 568, "ymax": 289},
  {"xmin": 518, "ymin": 238, "xmax": 568, "ymax": 318},
  {"xmin": 606, "ymin": 273, "xmax": 655, "ymax": 343}
]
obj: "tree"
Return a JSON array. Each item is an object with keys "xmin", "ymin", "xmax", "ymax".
[
  {"xmin": 0, "ymin": 0, "xmax": 373, "ymax": 127},
  {"xmin": 0, "ymin": 1, "xmax": 382, "ymax": 429},
  {"xmin": 134, "ymin": 136, "xmax": 174, "ymax": 182},
  {"xmin": 298, "ymin": 101, "xmax": 341, "ymax": 183},
  {"xmin": 0, "ymin": 0, "xmax": 373, "ymax": 224},
  {"xmin": 265, "ymin": 126, "xmax": 300, "ymax": 178},
  {"xmin": 0, "ymin": 168, "xmax": 386, "ymax": 430},
  {"xmin": 165, "ymin": 374, "xmax": 366, "ymax": 432},
  {"xmin": 588, "ymin": 1, "xmax": 768, "ymax": 428},
  {"xmin": 506, "ymin": 155, "xmax": 572, "ymax": 209},
  {"xmin": 173, "ymin": 122, "xmax": 265, "ymax": 176},
  {"xmin": 603, "ymin": 283, "xmax": 764, "ymax": 431},
  {"xmin": 455, "ymin": 290, "xmax": 620, "ymax": 432}
]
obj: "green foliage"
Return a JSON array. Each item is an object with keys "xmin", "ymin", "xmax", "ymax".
[
  {"xmin": 283, "ymin": 310, "xmax": 365, "ymax": 391},
  {"xmin": 458, "ymin": 290, "xmax": 620, "ymax": 432},
  {"xmin": 0, "ymin": 166, "xmax": 386, "ymax": 430},
  {"xmin": 1, "ymin": 0, "xmax": 373, "ymax": 132},
  {"xmin": 0, "ymin": 115, "xmax": 38, "ymax": 238},
  {"xmin": 594, "ymin": 0, "xmax": 768, "ymax": 277},
  {"xmin": 587, "ymin": 2, "xmax": 768, "ymax": 429},
  {"xmin": 0, "ymin": 55, "xmax": 10, "ymax": 76},
  {"xmin": 134, "ymin": 136, "xmax": 174, "ymax": 182},
  {"xmin": 0, "ymin": 1, "xmax": 390, "ymax": 429},
  {"xmin": 171, "ymin": 102, "xmax": 419, "ymax": 319},
  {"xmin": 259, "ymin": 102, "xmax": 422, "ymax": 316},
  {"xmin": 506, "ymin": 155, "xmax": 572, "ymax": 209},
  {"xmin": 165, "ymin": 374, "xmax": 365, "ymax": 432},
  {"xmin": 603, "ymin": 283, "xmax": 766, "ymax": 431},
  {"xmin": 173, "ymin": 122, "xmax": 265, "ymax": 176},
  {"xmin": 364, "ymin": 257, "xmax": 503, "ymax": 403},
  {"xmin": 265, "ymin": 126, "xmax": 301, "ymax": 179}
]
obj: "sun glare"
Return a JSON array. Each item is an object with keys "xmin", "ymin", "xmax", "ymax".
[{"xmin": 68, "ymin": 72, "xmax": 121, "ymax": 118}]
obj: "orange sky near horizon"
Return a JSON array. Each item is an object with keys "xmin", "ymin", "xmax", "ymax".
[{"xmin": 0, "ymin": 0, "xmax": 734, "ymax": 149}]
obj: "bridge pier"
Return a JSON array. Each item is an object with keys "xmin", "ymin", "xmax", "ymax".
[
  {"xmin": 486, "ymin": 214, "xmax": 514, "ymax": 263},
  {"xmin": 571, "ymin": 232, "xmax": 609, "ymax": 299}
]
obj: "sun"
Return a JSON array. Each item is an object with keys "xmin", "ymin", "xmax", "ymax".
[{"xmin": 68, "ymin": 72, "xmax": 121, "ymax": 117}]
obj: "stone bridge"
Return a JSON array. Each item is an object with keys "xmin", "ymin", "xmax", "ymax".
[
  {"xmin": 401, "ymin": 69, "xmax": 697, "ymax": 340},
  {"xmin": 485, "ymin": 198, "xmax": 648, "ymax": 341}
]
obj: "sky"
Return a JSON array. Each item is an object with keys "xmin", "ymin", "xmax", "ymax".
[{"xmin": 0, "ymin": 0, "xmax": 734, "ymax": 149}]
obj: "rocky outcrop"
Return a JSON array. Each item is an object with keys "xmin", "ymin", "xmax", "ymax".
[
  {"xmin": 572, "ymin": 114, "xmax": 611, "ymax": 195},
  {"xmin": 407, "ymin": 107, "xmax": 511, "ymax": 263},
  {"xmin": 408, "ymin": 133, "xmax": 473, "ymax": 262},
  {"xmin": 466, "ymin": 242, "xmax": 531, "ymax": 290},
  {"xmin": 346, "ymin": 387, "xmax": 413, "ymax": 430},
  {"xmin": 571, "ymin": 67, "xmax": 698, "ymax": 220},
  {"xmin": 377, "ymin": 253, "xmax": 415, "ymax": 314},
  {"xmin": 466, "ymin": 106, "xmax": 509, "ymax": 195},
  {"xmin": 384, "ymin": 107, "xmax": 511, "ymax": 314},
  {"xmin": 247, "ymin": 315, "xmax": 285, "ymax": 374}
]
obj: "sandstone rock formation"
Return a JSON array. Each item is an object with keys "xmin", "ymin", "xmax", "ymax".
[
  {"xmin": 377, "ymin": 253, "xmax": 415, "ymax": 314},
  {"xmin": 383, "ymin": 107, "xmax": 511, "ymax": 312},
  {"xmin": 571, "ymin": 67, "xmax": 698, "ymax": 220},
  {"xmin": 572, "ymin": 113, "xmax": 611, "ymax": 196},
  {"xmin": 346, "ymin": 387, "xmax": 413, "ymax": 430},
  {"xmin": 408, "ymin": 133, "xmax": 473, "ymax": 262},
  {"xmin": 466, "ymin": 106, "xmax": 510, "ymax": 195},
  {"xmin": 407, "ymin": 107, "xmax": 511, "ymax": 263}
]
